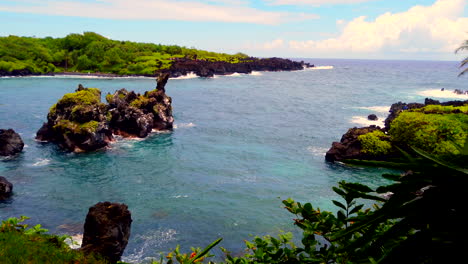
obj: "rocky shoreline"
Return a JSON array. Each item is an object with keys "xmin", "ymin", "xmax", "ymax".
[
  {"xmin": 0, "ymin": 57, "xmax": 312, "ymax": 78},
  {"xmin": 325, "ymin": 98, "xmax": 468, "ymax": 163}
]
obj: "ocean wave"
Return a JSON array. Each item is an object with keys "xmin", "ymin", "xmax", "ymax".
[
  {"xmin": 306, "ymin": 146, "xmax": 329, "ymax": 156},
  {"xmin": 417, "ymin": 89, "xmax": 468, "ymax": 99},
  {"xmin": 355, "ymin": 106, "xmax": 390, "ymax": 113},
  {"xmin": 307, "ymin": 66, "xmax": 334, "ymax": 70},
  {"xmin": 122, "ymin": 229, "xmax": 177, "ymax": 264},
  {"xmin": 227, "ymin": 72, "xmax": 242, "ymax": 77},
  {"xmin": 32, "ymin": 158, "xmax": 51, "ymax": 167},
  {"xmin": 172, "ymin": 194, "xmax": 189, "ymax": 198},
  {"xmin": 173, "ymin": 122, "xmax": 196, "ymax": 129},
  {"xmin": 350, "ymin": 116, "xmax": 385, "ymax": 127},
  {"xmin": 170, "ymin": 72, "xmax": 198, "ymax": 80},
  {"xmin": 251, "ymin": 71, "xmax": 262, "ymax": 76}
]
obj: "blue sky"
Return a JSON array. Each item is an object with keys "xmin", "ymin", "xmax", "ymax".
[{"xmin": 0, "ymin": 0, "xmax": 467, "ymax": 60}]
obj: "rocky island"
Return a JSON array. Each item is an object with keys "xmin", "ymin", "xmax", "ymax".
[
  {"xmin": 36, "ymin": 73, "xmax": 174, "ymax": 152},
  {"xmin": 326, "ymin": 98, "xmax": 468, "ymax": 163}
]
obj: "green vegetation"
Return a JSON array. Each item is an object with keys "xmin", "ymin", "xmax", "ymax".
[
  {"xmin": 389, "ymin": 110, "xmax": 468, "ymax": 155},
  {"xmin": 0, "ymin": 216, "xmax": 107, "ymax": 264},
  {"xmin": 358, "ymin": 130, "xmax": 392, "ymax": 155},
  {"xmin": 58, "ymin": 88, "xmax": 101, "ymax": 106},
  {"xmin": 0, "ymin": 32, "xmax": 249, "ymax": 75}
]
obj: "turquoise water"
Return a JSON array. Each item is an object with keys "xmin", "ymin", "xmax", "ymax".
[{"xmin": 0, "ymin": 59, "xmax": 466, "ymax": 262}]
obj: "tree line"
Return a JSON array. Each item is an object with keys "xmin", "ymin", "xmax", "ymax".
[{"xmin": 0, "ymin": 32, "xmax": 248, "ymax": 76}]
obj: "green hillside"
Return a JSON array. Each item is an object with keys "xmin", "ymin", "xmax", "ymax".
[{"xmin": 0, "ymin": 32, "xmax": 248, "ymax": 75}]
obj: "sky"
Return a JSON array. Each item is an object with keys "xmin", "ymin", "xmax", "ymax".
[{"xmin": 0, "ymin": 0, "xmax": 467, "ymax": 61}]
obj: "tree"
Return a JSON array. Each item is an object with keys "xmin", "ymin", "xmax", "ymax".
[{"xmin": 455, "ymin": 39, "xmax": 467, "ymax": 76}]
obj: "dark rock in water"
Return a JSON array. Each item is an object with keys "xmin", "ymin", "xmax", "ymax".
[
  {"xmin": 0, "ymin": 129, "xmax": 24, "ymax": 156},
  {"xmin": 325, "ymin": 126, "xmax": 383, "ymax": 162},
  {"xmin": 36, "ymin": 76, "xmax": 174, "ymax": 152},
  {"xmin": 106, "ymin": 75, "xmax": 173, "ymax": 137},
  {"xmin": 368, "ymin": 114, "xmax": 378, "ymax": 121},
  {"xmin": 384, "ymin": 102, "xmax": 424, "ymax": 131},
  {"xmin": 36, "ymin": 86, "xmax": 113, "ymax": 152},
  {"xmin": 0, "ymin": 176, "xmax": 13, "ymax": 200},
  {"xmin": 80, "ymin": 202, "xmax": 132, "ymax": 263}
]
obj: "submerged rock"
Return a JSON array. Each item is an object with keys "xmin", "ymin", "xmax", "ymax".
[
  {"xmin": 0, "ymin": 176, "xmax": 13, "ymax": 200},
  {"xmin": 368, "ymin": 114, "xmax": 378, "ymax": 121},
  {"xmin": 0, "ymin": 129, "xmax": 24, "ymax": 156},
  {"xmin": 80, "ymin": 202, "xmax": 132, "ymax": 263},
  {"xmin": 325, "ymin": 126, "xmax": 384, "ymax": 162},
  {"xmin": 36, "ymin": 86, "xmax": 113, "ymax": 152}
]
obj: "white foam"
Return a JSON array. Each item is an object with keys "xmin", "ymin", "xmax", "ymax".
[
  {"xmin": 418, "ymin": 89, "xmax": 468, "ymax": 99},
  {"xmin": 306, "ymin": 146, "xmax": 329, "ymax": 156},
  {"xmin": 122, "ymin": 229, "xmax": 177, "ymax": 264},
  {"xmin": 32, "ymin": 158, "xmax": 51, "ymax": 167},
  {"xmin": 174, "ymin": 122, "xmax": 197, "ymax": 129},
  {"xmin": 173, "ymin": 122, "xmax": 196, "ymax": 129},
  {"xmin": 172, "ymin": 194, "xmax": 189, "ymax": 198},
  {"xmin": 307, "ymin": 66, "xmax": 334, "ymax": 70},
  {"xmin": 170, "ymin": 72, "xmax": 199, "ymax": 80},
  {"xmin": 355, "ymin": 106, "xmax": 390, "ymax": 113},
  {"xmin": 227, "ymin": 72, "xmax": 242, "ymax": 77},
  {"xmin": 350, "ymin": 116, "xmax": 385, "ymax": 127},
  {"xmin": 65, "ymin": 234, "xmax": 83, "ymax": 249},
  {"xmin": 250, "ymin": 71, "xmax": 262, "ymax": 76}
]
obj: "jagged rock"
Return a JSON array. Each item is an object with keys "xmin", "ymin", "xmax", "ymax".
[
  {"xmin": 0, "ymin": 129, "xmax": 24, "ymax": 156},
  {"xmin": 37, "ymin": 77, "xmax": 174, "ymax": 151},
  {"xmin": 0, "ymin": 176, "xmax": 13, "ymax": 200},
  {"xmin": 80, "ymin": 202, "xmax": 132, "ymax": 263},
  {"xmin": 156, "ymin": 73, "xmax": 170, "ymax": 92},
  {"xmin": 368, "ymin": 114, "xmax": 378, "ymax": 121},
  {"xmin": 36, "ymin": 86, "xmax": 113, "ymax": 152},
  {"xmin": 325, "ymin": 126, "xmax": 383, "ymax": 162},
  {"xmin": 106, "ymin": 76, "xmax": 173, "ymax": 137}
]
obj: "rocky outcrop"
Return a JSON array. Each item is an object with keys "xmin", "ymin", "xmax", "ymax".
[
  {"xmin": 327, "ymin": 98, "xmax": 468, "ymax": 163},
  {"xmin": 37, "ymin": 75, "xmax": 174, "ymax": 152},
  {"xmin": 0, "ymin": 176, "xmax": 13, "ymax": 200},
  {"xmin": 106, "ymin": 73, "xmax": 173, "ymax": 137},
  {"xmin": 325, "ymin": 126, "xmax": 384, "ymax": 162},
  {"xmin": 161, "ymin": 57, "xmax": 311, "ymax": 78},
  {"xmin": 0, "ymin": 129, "xmax": 24, "ymax": 156},
  {"xmin": 80, "ymin": 202, "xmax": 132, "ymax": 263},
  {"xmin": 36, "ymin": 86, "xmax": 113, "ymax": 152},
  {"xmin": 368, "ymin": 114, "xmax": 378, "ymax": 121}
]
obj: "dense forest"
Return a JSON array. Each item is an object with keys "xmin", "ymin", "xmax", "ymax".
[{"xmin": 0, "ymin": 32, "xmax": 249, "ymax": 76}]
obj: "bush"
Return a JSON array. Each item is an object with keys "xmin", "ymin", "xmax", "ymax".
[
  {"xmin": 358, "ymin": 130, "xmax": 392, "ymax": 155},
  {"xmin": 389, "ymin": 111, "xmax": 468, "ymax": 154}
]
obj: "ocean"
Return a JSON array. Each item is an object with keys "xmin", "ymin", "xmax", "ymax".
[{"xmin": 0, "ymin": 59, "xmax": 466, "ymax": 262}]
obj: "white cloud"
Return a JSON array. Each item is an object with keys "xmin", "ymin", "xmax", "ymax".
[
  {"xmin": 0, "ymin": 0, "xmax": 319, "ymax": 25},
  {"xmin": 288, "ymin": 0, "xmax": 468, "ymax": 56},
  {"xmin": 266, "ymin": 0, "xmax": 375, "ymax": 6},
  {"xmin": 263, "ymin": 39, "xmax": 285, "ymax": 50}
]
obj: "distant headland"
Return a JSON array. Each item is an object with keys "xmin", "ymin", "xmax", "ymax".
[{"xmin": 0, "ymin": 32, "xmax": 312, "ymax": 78}]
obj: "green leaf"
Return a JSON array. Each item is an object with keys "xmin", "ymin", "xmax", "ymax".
[
  {"xmin": 349, "ymin": 204, "xmax": 364, "ymax": 215},
  {"xmin": 189, "ymin": 238, "xmax": 223, "ymax": 264},
  {"xmin": 332, "ymin": 200, "xmax": 347, "ymax": 210}
]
